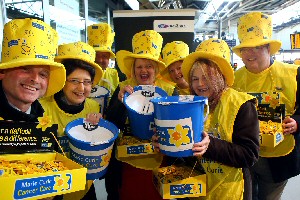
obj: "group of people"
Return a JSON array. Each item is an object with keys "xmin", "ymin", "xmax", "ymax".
[{"xmin": 0, "ymin": 11, "xmax": 300, "ymax": 200}]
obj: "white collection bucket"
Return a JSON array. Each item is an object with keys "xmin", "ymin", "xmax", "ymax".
[
  {"xmin": 151, "ymin": 95, "xmax": 209, "ymax": 157},
  {"xmin": 65, "ymin": 118, "xmax": 119, "ymax": 180},
  {"xmin": 89, "ymin": 85, "xmax": 110, "ymax": 115}
]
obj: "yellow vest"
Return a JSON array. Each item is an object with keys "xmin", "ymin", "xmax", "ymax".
[
  {"xmin": 39, "ymin": 96, "xmax": 100, "ymax": 200},
  {"xmin": 195, "ymin": 88, "xmax": 255, "ymax": 200},
  {"xmin": 233, "ymin": 61, "xmax": 297, "ymax": 157},
  {"xmin": 178, "ymin": 87, "xmax": 190, "ymax": 95},
  {"xmin": 98, "ymin": 68, "xmax": 119, "ymax": 97}
]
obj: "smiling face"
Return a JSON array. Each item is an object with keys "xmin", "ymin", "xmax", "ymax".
[
  {"xmin": 240, "ymin": 44, "xmax": 271, "ymax": 73},
  {"xmin": 133, "ymin": 58, "xmax": 157, "ymax": 85},
  {"xmin": 95, "ymin": 51, "xmax": 110, "ymax": 70},
  {"xmin": 62, "ymin": 68, "xmax": 92, "ymax": 105},
  {"xmin": 0, "ymin": 65, "xmax": 50, "ymax": 112},
  {"xmin": 191, "ymin": 67, "xmax": 212, "ymax": 98},
  {"xmin": 168, "ymin": 60, "xmax": 188, "ymax": 89}
]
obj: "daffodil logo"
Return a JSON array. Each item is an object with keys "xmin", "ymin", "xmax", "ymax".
[
  {"xmin": 168, "ymin": 124, "xmax": 190, "ymax": 147},
  {"xmin": 191, "ymin": 184, "xmax": 200, "ymax": 194},
  {"xmin": 36, "ymin": 115, "xmax": 53, "ymax": 131},
  {"xmin": 100, "ymin": 149, "xmax": 112, "ymax": 167},
  {"xmin": 53, "ymin": 174, "xmax": 71, "ymax": 192},
  {"xmin": 145, "ymin": 144, "xmax": 153, "ymax": 153},
  {"xmin": 262, "ymin": 93, "xmax": 280, "ymax": 108}
]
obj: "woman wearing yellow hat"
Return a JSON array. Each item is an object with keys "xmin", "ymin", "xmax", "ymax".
[
  {"xmin": 153, "ymin": 38, "xmax": 259, "ymax": 200},
  {"xmin": 105, "ymin": 30, "xmax": 176, "ymax": 200},
  {"xmin": 160, "ymin": 41, "xmax": 190, "ymax": 95},
  {"xmin": 39, "ymin": 41, "xmax": 104, "ymax": 200}
]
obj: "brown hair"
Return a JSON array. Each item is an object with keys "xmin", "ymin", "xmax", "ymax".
[{"xmin": 189, "ymin": 59, "xmax": 227, "ymax": 111}]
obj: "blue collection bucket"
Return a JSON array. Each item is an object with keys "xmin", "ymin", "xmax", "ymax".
[
  {"xmin": 151, "ymin": 95, "xmax": 209, "ymax": 157},
  {"xmin": 123, "ymin": 85, "xmax": 167, "ymax": 140},
  {"xmin": 89, "ymin": 85, "xmax": 110, "ymax": 115},
  {"xmin": 65, "ymin": 118, "xmax": 119, "ymax": 180}
]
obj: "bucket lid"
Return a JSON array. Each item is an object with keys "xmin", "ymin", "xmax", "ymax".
[
  {"xmin": 89, "ymin": 85, "xmax": 110, "ymax": 98},
  {"xmin": 65, "ymin": 118, "xmax": 119, "ymax": 145},
  {"xmin": 124, "ymin": 85, "xmax": 168, "ymax": 115}
]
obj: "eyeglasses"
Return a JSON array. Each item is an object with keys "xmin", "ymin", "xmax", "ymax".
[
  {"xmin": 240, "ymin": 45, "xmax": 269, "ymax": 54},
  {"xmin": 67, "ymin": 79, "xmax": 93, "ymax": 86}
]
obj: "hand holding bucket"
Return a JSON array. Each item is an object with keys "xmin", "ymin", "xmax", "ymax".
[
  {"xmin": 151, "ymin": 95, "xmax": 209, "ymax": 157},
  {"xmin": 123, "ymin": 85, "xmax": 167, "ymax": 139}
]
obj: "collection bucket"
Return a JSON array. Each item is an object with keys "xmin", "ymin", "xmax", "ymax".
[
  {"xmin": 65, "ymin": 118, "xmax": 119, "ymax": 180},
  {"xmin": 151, "ymin": 95, "xmax": 209, "ymax": 157},
  {"xmin": 89, "ymin": 85, "xmax": 110, "ymax": 115},
  {"xmin": 123, "ymin": 85, "xmax": 167, "ymax": 140}
]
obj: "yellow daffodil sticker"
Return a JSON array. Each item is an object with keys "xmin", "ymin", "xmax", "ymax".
[
  {"xmin": 168, "ymin": 124, "xmax": 190, "ymax": 147},
  {"xmin": 100, "ymin": 149, "xmax": 112, "ymax": 167},
  {"xmin": 191, "ymin": 184, "xmax": 200, "ymax": 194},
  {"xmin": 145, "ymin": 144, "xmax": 153, "ymax": 153},
  {"xmin": 53, "ymin": 174, "xmax": 70, "ymax": 192},
  {"xmin": 36, "ymin": 115, "xmax": 53, "ymax": 131}
]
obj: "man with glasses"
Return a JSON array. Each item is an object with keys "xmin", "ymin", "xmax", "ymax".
[{"xmin": 232, "ymin": 12, "xmax": 300, "ymax": 200}]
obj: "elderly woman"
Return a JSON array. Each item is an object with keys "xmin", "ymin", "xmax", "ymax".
[
  {"xmin": 153, "ymin": 38, "xmax": 260, "ymax": 200},
  {"xmin": 105, "ymin": 30, "xmax": 176, "ymax": 200}
]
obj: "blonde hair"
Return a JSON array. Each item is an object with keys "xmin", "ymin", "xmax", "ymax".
[{"xmin": 190, "ymin": 59, "xmax": 227, "ymax": 111}]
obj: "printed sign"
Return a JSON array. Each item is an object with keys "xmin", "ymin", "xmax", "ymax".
[
  {"xmin": 0, "ymin": 121, "xmax": 58, "ymax": 154},
  {"xmin": 154, "ymin": 20, "xmax": 194, "ymax": 33},
  {"xmin": 13, "ymin": 173, "xmax": 72, "ymax": 199}
]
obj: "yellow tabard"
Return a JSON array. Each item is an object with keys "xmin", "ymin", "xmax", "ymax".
[
  {"xmin": 39, "ymin": 96, "xmax": 100, "ymax": 200},
  {"xmin": 233, "ymin": 61, "xmax": 298, "ymax": 157},
  {"xmin": 177, "ymin": 87, "xmax": 190, "ymax": 95},
  {"xmin": 193, "ymin": 88, "xmax": 254, "ymax": 200}
]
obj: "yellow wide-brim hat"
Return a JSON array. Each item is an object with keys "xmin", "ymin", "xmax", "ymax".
[
  {"xmin": 0, "ymin": 18, "xmax": 66, "ymax": 97},
  {"xmin": 232, "ymin": 12, "xmax": 282, "ymax": 57},
  {"xmin": 55, "ymin": 41, "xmax": 103, "ymax": 87},
  {"xmin": 87, "ymin": 23, "xmax": 115, "ymax": 59},
  {"xmin": 182, "ymin": 38, "xmax": 234, "ymax": 86},
  {"xmin": 116, "ymin": 30, "xmax": 166, "ymax": 79},
  {"xmin": 160, "ymin": 41, "xmax": 189, "ymax": 82}
]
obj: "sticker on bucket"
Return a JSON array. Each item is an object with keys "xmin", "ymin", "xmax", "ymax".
[
  {"xmin": 123, "ymin": 85, "xmax": 168, "ymax": 139},
  {"xmin": 65, "ymin": 118, "xmax": 119, "ymax": 180},
  {"xmin": 151, "ymin": 95, "xmax": 209, "ymax": 157},
  {"xmin": 89, "ymin": 85, "xmax": 110, "ymax": 115}
]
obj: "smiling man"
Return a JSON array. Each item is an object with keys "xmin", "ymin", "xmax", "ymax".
[
  {"xmin": 232, "ymin": 12, "xmax": 300, "ymax": 200},
  {"xmin": 0, "ymin": 18, "xmax": 65, "ymax": 122}
]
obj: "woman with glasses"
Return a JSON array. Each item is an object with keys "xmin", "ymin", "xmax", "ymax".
[{"xmin": 39, "ymin": 42, "xmax": 103, "ymax": 200}]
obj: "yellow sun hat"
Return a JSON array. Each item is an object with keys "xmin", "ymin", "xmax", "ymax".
[
  {"xmin": 55, "ymin": 41, "xmax": 103, "ymax": 87},
  {"xmin": 116, "ymin": 30, "xmax": 166, "ymax": 79},
  {"xmin": 0, "ymin": 18, "xmax": 66, "ymax": 97},
  {"xmin": 232, "ymin": 12, "xmax": 282, "ymax": 57},
  {"xmin": 87, "ymin": 23, "xmax": 115, "ymax": 59},
  {"xmin": 160, "ymin": 41, "xmax": 189, "ymax": 82},
  {"xmin": 182, "ymin": 38, "xmax": 234, "ymax": 86}
]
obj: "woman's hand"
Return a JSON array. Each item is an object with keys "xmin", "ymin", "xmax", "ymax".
[
  {"xmin": 118, "ymin": 85, "xmax": 134, "ymax": 102},
  {"xmin": 282, "ymin": 116, "xmax": 298, "ymax": 135},
  {"xmin": 86, "ymin": 113, "xmax": 102, "ymax": 125},
  {"xmin": 192, "ymin": 131, "xmax": 210, "ymax": 157},
  {"xmin": 152, "ymin": 133, "xmax": 160, "ymax": 152}
]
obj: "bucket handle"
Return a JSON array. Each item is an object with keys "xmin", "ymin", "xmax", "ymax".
[{"xmin": 194, "ymin": 98, "xmax": 209, "ymax": 143}]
